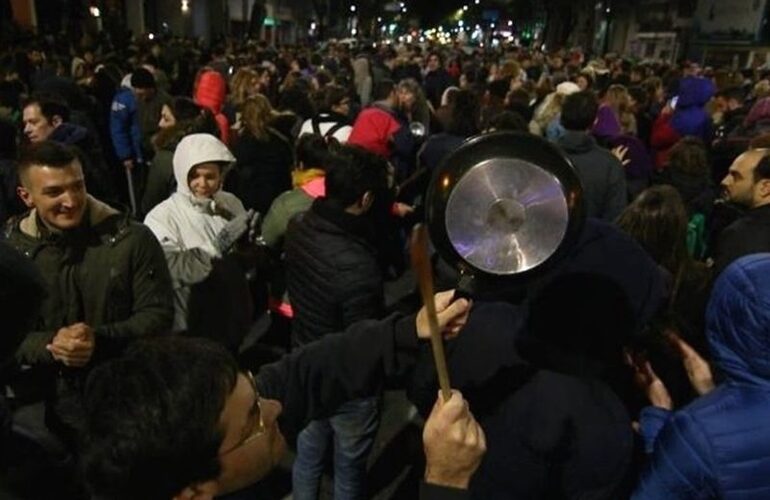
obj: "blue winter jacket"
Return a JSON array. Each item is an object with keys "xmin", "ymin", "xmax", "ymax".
[
  {"xmin": 634, "ymin": 253, "xmax": 770, "ymax": 499},
  {"xmin": 110, "ymin": 87, "xmax": 143, "ymax": 162}
]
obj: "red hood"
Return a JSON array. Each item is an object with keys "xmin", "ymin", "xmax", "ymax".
[{"xmin": 195, "ymin": 71, "xmax": 227, "ymax": 114}]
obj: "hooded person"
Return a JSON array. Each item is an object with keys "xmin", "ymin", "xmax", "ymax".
[
  {"xmin": 144, "ymin": 134, "xmax": 259, "ymax": 340},
  {"xmin": 651, "ymin": 76, "xmax": 716, "ymax": 169},
  {"xmin": 634, "ymin": 253, "xmax": 770, "ymax": 499},
  {"xmin": 194, "ymin": 70, "xmax": 230, "ymax": 145}
]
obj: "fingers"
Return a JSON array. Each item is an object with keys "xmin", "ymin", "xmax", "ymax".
[
  {"xmin": 436, "ymin": 297, "xmax": 470, "ymax": 330},
  {"xmin": 47, "ymin": 341, "xmax": 94, "ymax": 367},
  {"xmin": 433, "ymin": 290, "xmax": 456, "ymax": 312},
  {"xmin": 667, "ymin": 332, "xmax": 699, "ymax": 361}
]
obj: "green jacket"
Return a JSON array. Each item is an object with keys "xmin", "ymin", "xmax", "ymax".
[
  {"xmin": 5, "ymin": 196, "xmax": 174, "ymax": 366},
  {"xmin": 262, "ymin": 188, "xmax": 315, "ymax": 248}
]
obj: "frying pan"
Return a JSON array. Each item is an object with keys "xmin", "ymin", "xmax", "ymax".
[{"xmin": 425, "ymin": 131, "xmax": 585, "ymax": 295}]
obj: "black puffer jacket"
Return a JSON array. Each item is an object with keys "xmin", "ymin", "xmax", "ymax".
[{"xmin": 285, "ymin": 197, "xmax": 384, "ymax": 347}]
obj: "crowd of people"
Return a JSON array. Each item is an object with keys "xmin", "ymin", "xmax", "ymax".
[{"xmin": 1, "ymin": 28, "xmax": 770, "ymax": 500}]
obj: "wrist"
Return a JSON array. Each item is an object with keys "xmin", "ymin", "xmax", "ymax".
[{"xmin": 424, "ymin": 467, "xmax": 471, "ymax": 490}]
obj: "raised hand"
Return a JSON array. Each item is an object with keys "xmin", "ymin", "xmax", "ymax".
[
  {"xmin": 416, "ymin": 290, "xmax": 472, "ymax": 340},
  {"xmin": 628, "ymin": 352, "xmax": 673, "ymax": 410},
  {"xmin": 666, "ymin": 331, "xmax": 715, "ymax": 396},
  {"xmin": 423, "ymin": 390, "xmax": 487, "ymax": 489}
]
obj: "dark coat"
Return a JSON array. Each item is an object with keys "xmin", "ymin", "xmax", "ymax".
[
  {"xmin": 230, "ymin": 129, "xmax": 293, "ymax": 215},
  {"xmin": 423, "ymin": 69, "xmax": 453, "ymax": 110},
  {"xmin": 4, "ymin": 196, "xmax": 174, "ymax": 441},
  {"xmin": 558, "ymin": 131, "xmax": 628, "ymax": 221},
  {"xmin": 713, "ymin": 204, "xmax": 770, "ymax": 276},
  {"xmin": 285, "ymin": 197, "xmax": 384, "ymax": 347},
  {"xmin": 409, "ymin": 220, "xmax": 665, "ymax": 500}
]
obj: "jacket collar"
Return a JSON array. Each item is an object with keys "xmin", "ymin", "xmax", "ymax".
[
  {"xmin": 16, "ymin": 195, "xmax": 125, "ymax": 243},
  {"xmin": 558, "ymin": 130, "xmax": 597, "ymax": 153},
  {"xmin": 311, "ymin": 197, "xmax": 375, "ymax": 243}
]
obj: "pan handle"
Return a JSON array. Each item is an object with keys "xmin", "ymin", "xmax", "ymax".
[{"xmin": 452, "ymin": 274, "xmax": 475, "ymax": 302}]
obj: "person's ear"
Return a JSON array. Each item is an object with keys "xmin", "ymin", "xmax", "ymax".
[
  {"xmin": 361, "ymin": 191, "xmax": 374, "ymax": 212},
  {"xmin": 17, "ymin": 185, "xmax": 34, "ymax": 208},
  {"xmin": 172, "ymin": 480, "xmax": 218, "ymax": 500},
  {"xmin": 759, "ymin": 178, "xmax": 770, "ymax": 198}
]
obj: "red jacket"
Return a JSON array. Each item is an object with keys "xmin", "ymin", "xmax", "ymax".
[
  {"xmin": 194, "ymin": 70, "xmax": 230, "ymax": 145},
  {"xmin": 650, "ymin": 112, "xmax": 682, "ymax": 170},
  {"xmin": 348, "ymin": 106, "xmax": 402, "ymax": 158}
]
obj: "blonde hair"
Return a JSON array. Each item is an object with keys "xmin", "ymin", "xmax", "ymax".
[
  {"xmin": 230, "ymin": 68, "xmax": 259, "ymax": 109},
  {"xmin": 605, "ymin": 84, "xmax": 637, "ymax": 136},
  {"xmin": 240, "ymin": 94, "xmax": 277, "ymax": 141}
]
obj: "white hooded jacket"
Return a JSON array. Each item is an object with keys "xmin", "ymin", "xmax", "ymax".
[{"xmin": 144, "ymin": 133, "xmax": 245, "ymax": 331}]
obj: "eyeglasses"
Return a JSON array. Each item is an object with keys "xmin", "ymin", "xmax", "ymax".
[{"xmin": 219, "ymin": 370, "xmax": 265, "ymax": 456}]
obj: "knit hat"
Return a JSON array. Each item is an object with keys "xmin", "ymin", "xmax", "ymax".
[{"xmin": 130, "ymin": 67, "xmax": 156, "ymax": 89}]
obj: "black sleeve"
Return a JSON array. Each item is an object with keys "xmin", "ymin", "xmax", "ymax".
[
  {"xmin": 419, "ymin": 482, "xmax": 470, "ymax": 500},
  {"xmin": 255, "ymin": 313, "xmax": 419, "ymax": 445}
]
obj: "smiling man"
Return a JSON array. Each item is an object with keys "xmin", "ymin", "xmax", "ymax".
[{"xmin": 4, "ymin": 140, "xmax": 173, "ymax": 449}]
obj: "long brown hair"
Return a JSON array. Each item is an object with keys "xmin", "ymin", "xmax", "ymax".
[
  {"xmin": 230, "ymin": 68, "xmax": 259, "ymax": 109},
  {"xmin": 240, "ymin": 94, "xmax": 277, "ymax": 141},
  {"xmin": 617, "ymin": 186, "xmax": 691, "ymax": 304}
]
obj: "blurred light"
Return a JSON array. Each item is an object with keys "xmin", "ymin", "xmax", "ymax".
[
  {"xmin": 148, "ymin": 33, "xmax": 155, "ymax": 40},
  {"xmin": 419, "ymin": 36, "xmax": 425, "ymax": 42},
  {"xmin": 402, "ymin": 7, "xmax": 407, "ymax": 12},
  {"xmin": 89, "ymin": 6, "xmax": 100, "ymax": 17},
  {"xmin": 377, "ymin": 16, "xmax": 382, "ymax": 22},
  {"xmin": 490, "ymin": 23, "xmax": 495, "ymax": 28},
  {"xmin": 606, "ymin": 7, "xmax": 610, "ymax": 12},
  {"xmin": 350, "ymin": 5, "xmax": 356, "ymax": 12},
  {"xmin": 310, "ymin": 22, "xmax": 317, "ymax": 30},
  {"xmin": 463, "ymin": 5, "xmax": 468, "ymax": 10},
  {"xmin": 351, "ymin": 28, "xmax": 358, "ymax": 35},
  {"xmin": 181, "ymin": 0, "xmax": 190, "ymax": 13},
  {"xmin": 475, "ymin": 0, "xmax": 479, "ymax": 3},
  {"xmin": 508, "ymin": 20, "xmax": 513, "ymax": 26},
  {"xmin": 458, "ymin": 20, "xmax": 464, "ymax": 27}
]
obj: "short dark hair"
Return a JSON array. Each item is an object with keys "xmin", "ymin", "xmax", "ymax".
[
  {"xmin": 447, "ymin": 90, "xmax": 480, "ymax": 137},
  {"xmin": 754, "ymin": 152, "xmax": 770, "ymax": 182},
  {"xmin": 131, "ymin": 67, "xmax": 156, "ymax": 90},
  {"xmin": 323, "ymin": 85, "xmax": 349, "ymax": 112},
  {"xmin": 325, "ymin": 145, "xmax": 389, "ymax": 206},
  {"xmin": 83, "ymin": 337, "xmax": 239, "ymax": 500},
  {"xmin": 18, "ymin": 141, "xmax": 79, "ymax": 184},
  {"xmin": 23, "ymin": 93, "xmax": 71, "ymax": 123},
  {"xmin": 561, "ymin": 91, "xmax": 599, "ymax": 131},
  {"xmin": 296, "ymin": 133, "xmax": 331, "ymax": 169},
  {"xmin": 488, "ymin": 111, "xmax": 529, "ymax": 133},
  {"xmin": 372, "ymin": 79, "xmax": 396, "ymax": 101}
]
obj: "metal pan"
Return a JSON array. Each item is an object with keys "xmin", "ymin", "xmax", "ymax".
[{"xmin": 425, "ymin": 131, "xmax": 585, "ymax": 294}]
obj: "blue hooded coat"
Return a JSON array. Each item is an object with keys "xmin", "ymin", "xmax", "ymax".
[{"xmin": 634, "ymin": 253, "xmax": 770, "ymax": 499}]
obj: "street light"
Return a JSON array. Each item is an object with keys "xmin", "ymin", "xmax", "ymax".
[
  {"xmin": 181, "ymin": 0, "xmax": 190, "ymax": 13},
  {"xmin": 89, "ymin": 6, "xmax": 101, "ymax": 17}
]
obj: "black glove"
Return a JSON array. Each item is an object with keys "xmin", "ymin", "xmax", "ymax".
[{"xmin": 215, "ymin": 209, "xmax": 255, "ymax": 255}]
